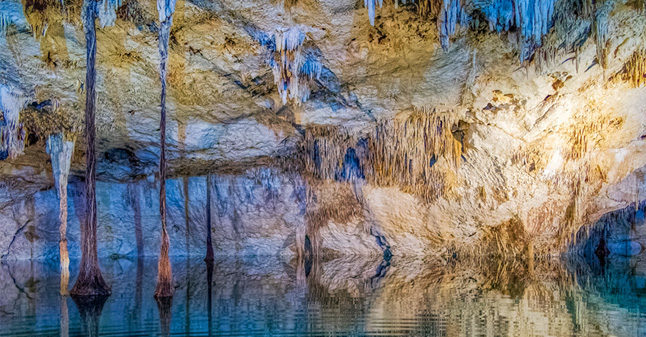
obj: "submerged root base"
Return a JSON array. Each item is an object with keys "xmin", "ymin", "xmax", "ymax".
[{"xmin": 70, "ymin": 274, "xmax": 111, "ymax": 297}]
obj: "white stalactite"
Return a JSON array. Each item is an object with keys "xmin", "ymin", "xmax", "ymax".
[
  {"xmin": 473, "ymin": 0, "xmax": 556, "ymax": 61},
  {"xmin": 438, "ymin": 0, "xmax": 467, "ymax": 50},
  {"xmin": 364, "ymin": 0, "xmax": 384, "ymax": 26},
  {"xmin": 594, "ymin": 2, "xmax": 613, "ymax": 68},
  {"xmin": 46, "ymin": 133, "xmax": 75, "ymax": 295},
  {"xmin": 0, "ymin": 85, "xmax": 26, "ymax": 159},
  {"xmin": 97, "ymin": 0, "xmax": 123, "ymax": 28},
  {"xmin": 272, "ymin": 27, "xmax": 311, "ymax": 105}
]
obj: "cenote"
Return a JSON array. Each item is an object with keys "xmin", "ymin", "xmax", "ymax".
[{"xmin": 1, "ymin": 0, "xmax": 646, "ymax": 336}]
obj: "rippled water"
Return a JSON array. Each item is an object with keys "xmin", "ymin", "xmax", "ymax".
[{"xmin": 0, "ymin": 255, "xmax": 644, "ymax": 336}]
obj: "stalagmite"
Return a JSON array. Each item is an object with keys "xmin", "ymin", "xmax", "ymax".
[
  {"xmin": 154, "ymin": 0, "xmax": 176, "ymax": 299},
  {"xmin": 0, "ymin": 85, "xmax": 26, "ymax": 160},
  {"xmin": 46, "ymin": 133, "xmax": 75, "ymax": 295},
  {"xmin": 70, "ymin": 0, "xmax": 111, "ymax": 297}
]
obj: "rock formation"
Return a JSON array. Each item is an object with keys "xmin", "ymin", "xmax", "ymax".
[{"xmin": 0, "ymin": 0, "xmax": 644, "ymax": 262}]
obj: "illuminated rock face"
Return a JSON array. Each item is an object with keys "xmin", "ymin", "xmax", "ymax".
[{"xmin": 0, "ymin": 0, "xmax": 645, "ymax": 259}]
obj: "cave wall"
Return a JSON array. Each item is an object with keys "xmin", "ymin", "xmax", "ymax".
[
  {"xmin": 1, "ymin": 0, "xmax": 646, "ymax": 261},
  {"xmin": 0, "ymin": 168, "xmax": 308, "ymax": 260}
]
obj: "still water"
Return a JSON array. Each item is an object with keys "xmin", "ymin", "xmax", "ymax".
[{"xmin": 0, "ymin": 255, "xmax": 644, "ymax": 336}]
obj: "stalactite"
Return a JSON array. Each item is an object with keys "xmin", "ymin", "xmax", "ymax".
[
  {"xmin": 417, "ymin": 0, "xmax": 441, "ymax": 18},
  {"xmin": 154, "ymin": 0, "xmax": 176, "ymax": 299},
  {"xmin": 46, "ymin": 133, "xmax": 75, "ymax": 296},
  {"xmin": 364, "ymin": 0, "xmax": 383, "ymax": 26},
  {"xmin": 70, "ymin": 0, "xmax": 110, "ymax": 298},
  {"xmin": 477, "ymin": 0, "xmax": 555, "ymax": 61},
  {"xmin": 271, "ymin": 27, "xmax": 311, "ymax": 105},
  {"xmin": 594, "ymin": 2, "xmax": 612, "ymax": 69},
  {"xmin": 0, "ymin": 85, "xmax": 26, "ymax": 160},
  {"xmin": 623, "ymin": 49, "xmax": 646, "ymax": 87},
  {"xmin": 97, "ymin": 0, "xmax": 122, "ymax": 28},
  {"xmin": 367, "ymin": 109, "xmax": 462, "ymax": 201},
  {"xmin": 298, "ymin": 125, "xmax": 358, "ymax": 180},
  {"xmin": 0, "ymin": 13, "xmax": 15, "ymax": 34},
  {"xmin": 296, "ymin": 108, "xmax": 462, "ymax": 203},
  {"xmin": 438, "ymin": 0, "xmax": 467, "ymax": 50},
  {"xmin": 365, "ymin": 0, "xmax": 442, "ymax": 25}
]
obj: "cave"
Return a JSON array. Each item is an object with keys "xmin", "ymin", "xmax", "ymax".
[{"xmin": 0, "ymin": 0, "xmax": 645, "ymax": 335}]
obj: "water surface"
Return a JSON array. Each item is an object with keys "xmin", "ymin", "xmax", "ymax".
[{"xmin": 0, "ymin": 255, "xmax": 644, "ymax": 336}]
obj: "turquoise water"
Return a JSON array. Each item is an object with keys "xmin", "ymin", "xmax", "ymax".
[{"xmin": 0, "ymin": 256, "xmax": 644, "ymax": 336}]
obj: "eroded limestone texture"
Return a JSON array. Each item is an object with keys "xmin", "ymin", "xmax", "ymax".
[{"xmin": 0, "ymin": 0, "xmax": 645, "ymax": 260}]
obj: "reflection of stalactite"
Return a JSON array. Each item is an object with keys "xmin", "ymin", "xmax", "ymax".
[
  {"xmin": 205, "ymin": 260, "xmax": 213, "ymax": 337},
  {"xmin": 0, "ymin": 86, "xmax": 26, "ymax": 160},
  {"xmin": 156, "ymin": 297, "xmax": 173, "ymax": 337},
  {"xmin": 0, "ymin": 13, "xmax": 14, "ymax": 33},
  {"xmin": 60, "ymin": 296, "xmax": 69, "ymax": 337},
  {"xmin": 46, "ymin": 133, "xmax": 75, "ymax": 295},
  {"xmin": 72, "ymin": 295, "xmax": 108, "ymax": 337},
  {"xmin": 303, "ymin": 178, "xmax": 365, "ymax": 258},
  {"xmin": 184, "ymin": 258, "xmax": 191, "ymax": 334},
  {"xmin": 135, "ymin": 257, "xmax": 143, "ymax": 318}
]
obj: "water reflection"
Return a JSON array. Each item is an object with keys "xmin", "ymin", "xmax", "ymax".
[
  {"xmin": 71, "ymin": 295, "xmax": 108, "ymax": 337},
  {"xmin": 0, "ymin": 255, "xmax": 644, "ymax": 336}
]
